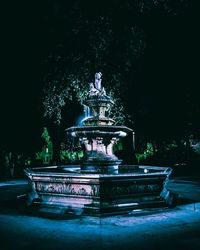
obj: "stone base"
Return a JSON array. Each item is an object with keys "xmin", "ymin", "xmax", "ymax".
[
  {"xmin": 24, "ymin": 165, "xmax": 173, "ymax": 216},
  {"xmin": 81, "ymin": 159, "xmax": 122, "ymax": 173}
]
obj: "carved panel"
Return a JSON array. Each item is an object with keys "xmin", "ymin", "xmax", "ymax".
[
  {"xmin": 101, "ymin": 184, "xmax": 161, "ymax": 196},
  {"xmin": 35, "ymin": 181, "xmax": 100, "ymax": 197}
]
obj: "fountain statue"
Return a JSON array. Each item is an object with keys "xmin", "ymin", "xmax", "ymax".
[{"xmin": 24, "ymin": 73, "xmax": 176, "ymax": 216}]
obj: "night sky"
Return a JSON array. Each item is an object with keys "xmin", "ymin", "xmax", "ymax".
[{"xmin": 0, "ymin": 1, "xmax": 199, "ymax": 155}]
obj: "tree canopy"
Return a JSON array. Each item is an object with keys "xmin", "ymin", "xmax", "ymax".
[{"xmin": 42, "ymin": 0, "xmax": 196, "ymax": 136}]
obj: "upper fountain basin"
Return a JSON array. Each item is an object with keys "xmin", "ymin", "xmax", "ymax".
[{"xmin": 66, "ymin": 125, "xmax": 133, "ymax": 138}]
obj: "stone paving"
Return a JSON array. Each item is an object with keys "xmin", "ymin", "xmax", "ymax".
[{"xmin": 0, "ymin": 179, "xmax": 200, "ymax": 250}]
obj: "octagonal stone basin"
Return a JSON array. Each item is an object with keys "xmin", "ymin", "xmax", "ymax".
[{"xmin": 24, "ymin": 165, "xmax": 173, "ymax": 216}]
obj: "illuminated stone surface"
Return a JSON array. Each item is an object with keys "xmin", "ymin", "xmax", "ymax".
[{"xmin": 24, "ymin": 165, "xmax": 173, "ymax": 215}]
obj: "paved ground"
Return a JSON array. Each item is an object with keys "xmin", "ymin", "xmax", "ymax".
[{"xmin": 0, "ymin": 178, "xmax": 200, "ymax": 250}]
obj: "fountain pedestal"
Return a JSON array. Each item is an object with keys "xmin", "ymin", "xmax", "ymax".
[{"xmin": 66, "ymin": 125, "xmax": 132, "ymax": 172}]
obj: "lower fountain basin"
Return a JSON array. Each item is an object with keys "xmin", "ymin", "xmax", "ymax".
[{"xmin": 24, "ymin": 165, "xmax": 175, "ymax": 216}]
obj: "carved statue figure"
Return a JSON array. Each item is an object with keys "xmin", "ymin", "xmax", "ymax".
[
  {"xmin": 88, "ymin": 73, "xmax": 111, "ymax": 99},
  {"xmin": 94, "ymin": 72, "xmax": 102, "ymax": 90},
  {"xmin": 99, "ymin": 87, "xmax": 111, "ymax": 100},
  {"xmin": 89, "ymin": 82, "xmax": 100, "ymax": 96}
]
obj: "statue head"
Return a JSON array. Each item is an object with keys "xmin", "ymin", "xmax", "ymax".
[{"xmin": 95, "ymin": 72, "xmax": 102, "ymax": 80}]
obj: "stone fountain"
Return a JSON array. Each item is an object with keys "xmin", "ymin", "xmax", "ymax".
[
  {"xmin": 24, "ymin": 73, "xmax": 175, "ymax": 216},
  {"xmin": 66, "ymin": 72, "xmax": 132, "ymax": 173}
]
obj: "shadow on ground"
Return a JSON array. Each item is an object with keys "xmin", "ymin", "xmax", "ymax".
[{"xmin": 0, "ymin": 179, "xmax": 200, "ymax": 250}]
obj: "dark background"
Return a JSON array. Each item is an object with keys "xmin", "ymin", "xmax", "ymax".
[{"xmin": 0, "ymin": 0, "xmax": 199, "ymax": 155}]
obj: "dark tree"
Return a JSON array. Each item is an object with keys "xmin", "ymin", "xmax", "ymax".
[{"xmin": 40, "ymin": 0, "xmax": 197, "ymax": 162}]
